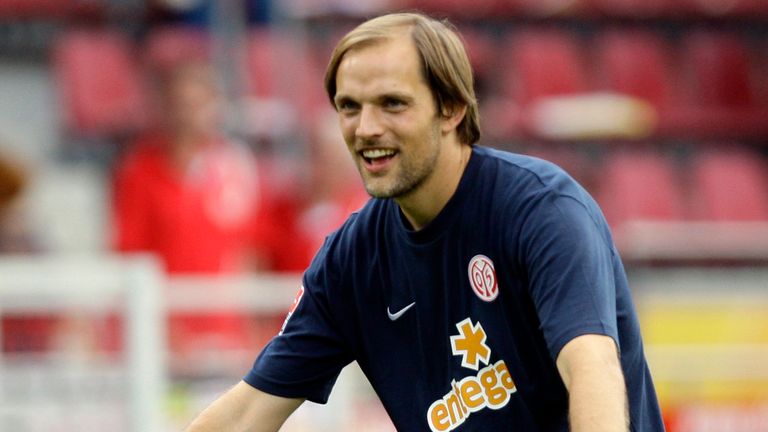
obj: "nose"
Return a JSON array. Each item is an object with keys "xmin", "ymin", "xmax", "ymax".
[{"xmin": 355, "ymin": 105, "xmax": 385, "ymax": 140}]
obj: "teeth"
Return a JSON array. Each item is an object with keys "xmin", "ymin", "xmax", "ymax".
[{"xmin": 362, "ymin": 149, "xmax": 396, "ymax": 159}]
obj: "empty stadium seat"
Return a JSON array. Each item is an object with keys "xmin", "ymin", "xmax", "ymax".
[
  {"xmin": 243, "ymin": 28, "xmax": 327, "ymax": 137},
  {"xmin": 673, "ymin": 31, "xmax": 768, "ymax": 138},
  {"xmin": 594, "ymin": 30, "xmax": 676, "ymax": 109},
  {"xmin": 52, "ymin": 30, "xmax": 148, "ymax": 136},
  {"xmin": 499, "ymin": 29, "xmax": 588, "ymax": 104},
  {"xmin": 143, "ymin": 26, "xmax": 211, "ymax": 72},
  {"xmin": 689, "ymin": 148, "xmax": 768, "ymax": 221},
  {"xmin": 247, "ymin": 28, "xmax": 323, "ymax": 99},
  {"xmin": 680, "ymin": 0, "xmax": 768, "ymax": 17},
  {"xmin": 682, "ymin": 31, "xmax": 756, "ymax": 109},
  {"xmin": 407, "ymin": 0, "xmax": 517, "ymax": 18},
  {"xmin": 596, "ymin": 150, "xmax": 686, "ymax": 227},
  {"xmin": 0, "ymin": 0, "xmax": 104, "ymax": 18},
  {"xmin": 583, "ymin": 0, "xmax": 680, "ymax": 17}
]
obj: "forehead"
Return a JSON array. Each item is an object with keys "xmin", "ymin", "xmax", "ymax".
[{"xmin": 335, "ymin": 34, "xmax": 427, "ymax": 95}]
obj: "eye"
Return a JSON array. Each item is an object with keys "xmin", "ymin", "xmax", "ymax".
[
  {"xmin": 383, "ymin": 97, "xmax": 406, "ymax": 110},
  {"xmin": 336, "ymin": 98, "xmax": 360, "ymax": 113}
]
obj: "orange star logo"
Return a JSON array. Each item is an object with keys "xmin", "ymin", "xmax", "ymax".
[{"xmin": 449, "ymin": 318, "xmax": 491, "ymax": 370}]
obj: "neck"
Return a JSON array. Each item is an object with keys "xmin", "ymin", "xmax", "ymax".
[{"xmin": 396, "ymin": 142, "xmax": 472, "ymax": 231}]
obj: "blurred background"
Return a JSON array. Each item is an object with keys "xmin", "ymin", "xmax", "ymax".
[{"xmin": 0, "ymin": 0, "xmax": 767, "ymax": 431}]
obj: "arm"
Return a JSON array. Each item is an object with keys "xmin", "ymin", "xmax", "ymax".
[
  {"xmin": 556, "ymin": 334, "xmax": 628, "ymax": 432},
  {"xmin": 185, "ymin": 380, "xmax": 304, "ymax": 432}
]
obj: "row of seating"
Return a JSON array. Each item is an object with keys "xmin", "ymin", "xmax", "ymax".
[
  {"xmin": 52, "ymin": 25, "xmax": 768, "ymax": 141},
  {"xmin": 2, "ymin": 0, "xmax": 767, "ymax": 19},
  {"xmin": 472, "ymin": 28, "xmax": 768, "ymax": 140},
  {"xmin": 52, "ymin": 26, "xmax": 326, "ymax": 138},
  {"xmin": 533, "ymin": 145, "xmax": 768, "ymax": 226},
  {"xmin": 408, "ymin": 0, "xmax": 768, "ymax": 18},
  {"xmin": 0, "ymin": 0, "xmax": 141, "ymax": 19}
]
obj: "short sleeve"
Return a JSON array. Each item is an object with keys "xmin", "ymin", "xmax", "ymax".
[
  {"xmin": 243, "ymin": 243, "xmax": 353, "ymax": 403},
  {"xmin": 521, "ymin": 193, "xmax": 619, "ymax": 361}
]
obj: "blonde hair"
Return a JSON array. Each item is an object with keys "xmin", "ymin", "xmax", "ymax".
[{"xmin": 324, "ymin": 12, "xmax": 481, "ymax": 145}]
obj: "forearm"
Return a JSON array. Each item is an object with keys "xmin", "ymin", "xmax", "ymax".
[
  {"xmin": 186, "ymin": 381, "xmax": 302, "ymax": 432},
  {"xmin": 556, "ymin": 334, "xmax": 629, "ymax": 432},
  {"xmin": 566, "ymin": 361, "xmax": 628, "ymax": 432}
]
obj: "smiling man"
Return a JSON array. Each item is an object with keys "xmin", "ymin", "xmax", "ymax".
[{"xmin": 186, "ymin": 12, "xmax": 664, "ymax": 432}]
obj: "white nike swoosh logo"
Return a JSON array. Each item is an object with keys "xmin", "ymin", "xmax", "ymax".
[{"xmin": 387, "ymin": 302, "xmax": 416, "ymax": 321}]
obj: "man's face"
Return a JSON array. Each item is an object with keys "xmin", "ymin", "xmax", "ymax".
[
  {"xmin": 333, "ymin": 35, "xmax": 443, "ymax": 199},
  {"xmin": 166, "ymin": 66, "xmax": 221, "ymax": 138}
]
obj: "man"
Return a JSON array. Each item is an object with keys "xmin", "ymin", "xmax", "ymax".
[
  {"xmin": 186, "ymin": 12, "xmax": 664, "ymax": 431},
  {"xmin": 112, "ymin": 61, "xmax": 291, "ymax": 354}
]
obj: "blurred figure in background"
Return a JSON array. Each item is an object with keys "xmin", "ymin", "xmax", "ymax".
[
  {"xmin": 294, "ymin": 111, "xmax": 368, "ymax": 261},
  {"xmin": 0, "ymin": 149, "xmax": 37, "ymax": 254},
  {"xmin": 113, "ymin": 61, "xmax": 272, "ymax": 274},
  {"xmin": 111, "ymin": 61, "xmax": 284, "ymax": 355},
  {"xmin": 0, "ymin": 147, "xmax": 51, "ymax": 353}
]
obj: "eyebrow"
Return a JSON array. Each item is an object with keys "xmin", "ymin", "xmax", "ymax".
[
  {"xmin": 333, "ymin": 94, "xmax": 355, "ymax": 106},
  {"xmin": 334, "ymin": 91, "xmax": 414, "ymax": 106}
]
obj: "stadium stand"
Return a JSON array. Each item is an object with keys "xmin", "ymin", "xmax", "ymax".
[
  {"xmin": 52, "ymin": 30, "xmax": 148, "ymax": 137},
  {"xmin": 143, "ymin": 26, "xmax": 212, "ymax": 72},
  {"xmin": 2, "ymin": 1, "xmax": 768, "ymax": 430},
  {"xmin": 407, "ymin": 0, "xmax": 515, "ymax": 18},
  {"xmin": 583, "ymin": 0, "xmax": 680, "ymax": 17},
  {"xmin": 500, "ymin": 29, "xmax": 588, "ymax": 104},
  {"xmin": 596, "ymin": 149, "xmax": 686, "ymax": 228},
  {"xmin": 689, "ymin": 148, "xmax": 768, "ymax": 221},
  {"xmin": 675, "ymin": 30, "xmax": 768, "ymax": 138}
]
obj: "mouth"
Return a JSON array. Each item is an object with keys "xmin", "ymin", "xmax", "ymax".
[{"xmin": 360, "ymin": 148, "xmax": 398, "ymax": 169}]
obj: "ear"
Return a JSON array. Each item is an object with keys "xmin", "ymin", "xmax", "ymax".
[{"xmin": 440, "ymin": 104, "xmax": 467, "ymax": 135}]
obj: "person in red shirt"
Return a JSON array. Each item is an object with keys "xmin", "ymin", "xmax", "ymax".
[
  {"xmin": 112, "ymin": 61, "xmax": 287, "ymax": 354},
  {"xmin": 294, "ymin": 111, "xmax": 369, "ymax": 261}
]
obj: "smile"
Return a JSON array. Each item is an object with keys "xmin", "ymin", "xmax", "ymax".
[{"xmin": 360, "ymin": 148, "xmax": 398, "ymax": 168}]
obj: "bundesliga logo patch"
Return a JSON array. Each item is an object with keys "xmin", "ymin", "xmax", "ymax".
[{"xmin": 280, "ymin": 285, "xmax": 305, "ymax": 335}]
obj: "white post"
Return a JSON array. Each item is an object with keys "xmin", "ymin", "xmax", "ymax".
[{"xmin": 124, "ymin": 255, "xmax": 166, "ymax": 432}]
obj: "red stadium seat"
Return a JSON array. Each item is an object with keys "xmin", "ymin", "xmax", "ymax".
[
  {"xmin": 672, "ymin": 31, "xmax": 768, "ymax": 138},
  {"xmin": 682, "ymin": 31, "xmax": 756, "ymax": 109},
  {"xmin": 582, "ymin": 0, "xmax": 680, "ymax": 17},
  {"xmin": 679, "ymin": 0, "xmax": 768, "ymax": 17},
  {"xmin": 0, "ymin": 0, "xmax": 103, "ymax": 18},
  {"xmin": 689, "ymin": 148, "xmax": 768, "ymax": 221},
  {"xmin": 592, "ymin": 29, "xmax": 702, "ymax": 138},
  {"xmin": 500, "ymin": 29, "xmax": 588, "ymax": 104},
  {"xmin": 244, "ymin": 28, "xmax": 327, "ymax": 136},
  {"xmin": 514, "ymin": 0, "xmax": 588, "ymax": 16},
  {"xmin": 52, "ymin": 30, "xmax": 148, "ymax": 136},
  {"xmin": 247, "ymin": 29, "xmax": 321, "ymax": 100},
  {"xmin": 594, "ymin": 30, "xmax": 676, "ymax": 109},
  {"xmin": 143, "ymin": 26, "xmax": 211, "ymax": 72},
  {"xmin": 596, "ymin": 150, "xmax": 686, "ymax": 227},
  {"xmin": 406, "ymin": 0, "xmax": 517, "ymax": 18},
  {"xmin": 483, "ymin": 29, "xmax": 588, "ymax": 138}
]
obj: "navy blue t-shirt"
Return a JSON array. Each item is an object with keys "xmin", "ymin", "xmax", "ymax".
[{"xmin": 245, "ymin": 146, "xmax": 664, "ymax": 431}]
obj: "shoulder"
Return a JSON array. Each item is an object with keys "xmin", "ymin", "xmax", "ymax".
[
  {"xmin": 317, "ymin": 198, "xmax": 385, "ymax": 258},
  {"xmin": 473, "ymin": 145, "xmax": 594, "ymax": 214},
  {"xmin": 115, "ymin": 133, "xmax": 168, "ymax": 174},
  {"xmin": 475, "ymin": 145, "xmax": 577, "ymax": 192},
  {"xmin": 473, "ymin": 146, "xmax": 610, "ymax": 242},
  {"xmin": 303, "ymin": 198, "xmax": 385, "ymax": 284}
]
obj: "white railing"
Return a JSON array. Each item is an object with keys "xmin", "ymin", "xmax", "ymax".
[
  {"xmin": 2, "ymin": 256, "xmax": 767, "ymax": 431},
  {"xmin": 0, "ymin": 255, "xmax": 166, "ymax": 432}
]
